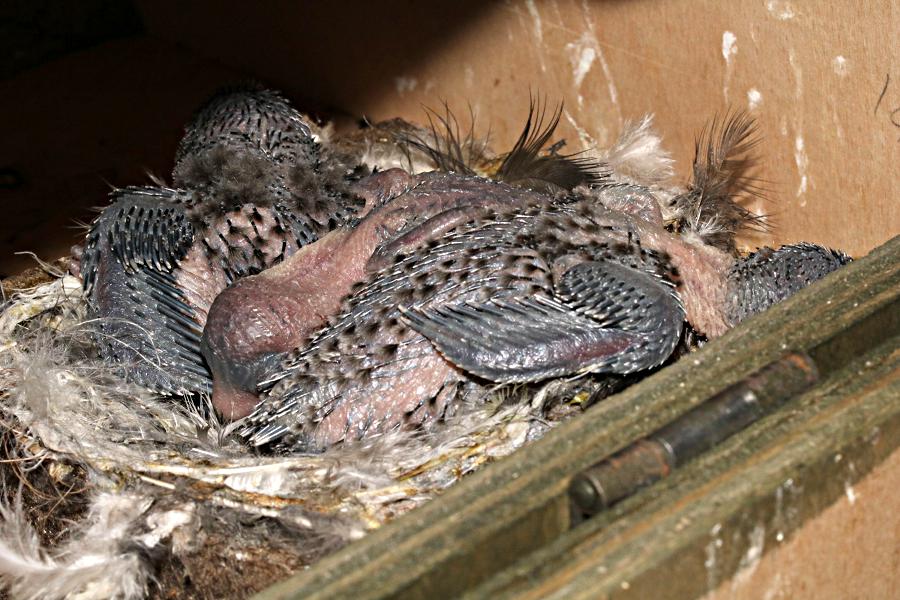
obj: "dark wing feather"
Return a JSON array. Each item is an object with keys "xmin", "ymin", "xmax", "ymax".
[
  {"xmin": 402, "ymin": 259, "xmax": 684, "ymax": 383},
  {"xmin": 399, "ymin": 97, "xmax": 609, "ymax": 192},
  {"xmin": 398, "ymin": 102, "xmax": 484, "ymax": 175},
  {"xmin": 725, "ymin": 242, "xmax": 851, "ymax": 326},
  {"xmin": 82, "ymin": 187, "xmax": 210, "ymax": 394},
  {"xmin": 90, "ymin": 257, "xmax": 212, "ymax": 394},
  {"xmin": 81, "ymin": 186, "xmax": 194, "ymax": 294}
]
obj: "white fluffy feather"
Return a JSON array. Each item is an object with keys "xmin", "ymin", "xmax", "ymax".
[
  {"xmin": 0, "ymin": 493, "xmax": 151, "ymax": 600},
  {"xmin": 603, "ymin": 115, "xmax": 675, "ymax": 187}
]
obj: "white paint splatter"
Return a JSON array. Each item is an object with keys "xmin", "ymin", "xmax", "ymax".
[
  {"xmin": 788, "ymin": 49, "xmax": 803, "ymax": 99},
  {"xmin": 525, "ymin": 0, "xmax": 542, "ymax": 41},
  {"xmin": 746, "ymin": 524, "xmax": 766, "ymax": 563},
  {"xmin": 525, "ymin": 0, "xmax": 547, "ymax": 73},
  {"xmin": 394, "ymin": 77, "xmax": 418, "ymax": 94},
  {"xmin": 464, "ymin": 65, "xmax": 475, "ymax": 88},
  {"xmin": 577, "ymin": 1, "xmax": 622, "ymax": 126},
  {"xmin": 705, "ymin": 523, "xmax": 725, "ymax": 592},
  {"xmin": 596, "ymin": 49, "xmax": 619, "ymax": 109},
  {"xmin": 747, "ymin": 88, "xmax": 763, "ymax": 110},
  {"xmin": 845, "ymin": 482, "xmax": 858, "ymax": 504},
  {"xmin": 832, "ymin": 55, "xmax": 849, "ymax": 77},
  {"xmin": 766, "ymin": 0, "xmax": 796, "ymax": 20},
  {"xmin": 831, "ymin": 101, "xmax": 845, "ymax": 140},
  {"xmin": 787, "ymin": 48, "xmax": 809, "ymax": 203},
  {"xmin": 733, "ymin": 524, "xmax": 766, "ymax": 585},
  {"xmin": 563, "ymin": 108, "xmax": 602, "ymax": 148},
  {"xmin": 794, "ymin": 135, "xmax": 809, "ymax": 200},
  {"xmin": 571, "ymin": 43, "xmax": 596, "ymax": 88},
  {"xmin": 566, "ymin": 31, "xmax": 599, "ymax": 109},
  {"xmin": 722, "ymin": 32, "xmax": 738, "ymax": 102},
  {"xmin": 722, "ymin": 31, "xmax": 738, "ymax": 62},
  {"xmin": 564, "ymin": 33, "xmax": 599, "ymax": 109},
  {"xmin": 596, "ymin": 48, "xmax": 619, "ymax": 115},
  {"xmin": 705, "ymin": 536, "xmax": 720, "ymax": 591}
]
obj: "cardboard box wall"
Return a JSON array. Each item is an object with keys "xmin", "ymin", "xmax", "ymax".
[
  {"xmin": 135, "ymin": 0, "xmax": 898, "ymax": 257},
  {"xmin": 2, "ymin": 0, "xmax": 897, "ymax": 276},
  {"xmin": 1, "ymin": 2, "xmax": 897, "ymax": 597}
]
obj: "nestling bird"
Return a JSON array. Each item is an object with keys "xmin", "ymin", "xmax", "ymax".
[
  {"xmin": 198, "ymin": 110, "xmax": 849, "ymax": 451},
  {"xmin": 77, "ymin": 85, "xmax": 368, "ymax": 395},
  {"xmin": 200, "ymin": 102, "xmax": 609, "ymax": 419}
]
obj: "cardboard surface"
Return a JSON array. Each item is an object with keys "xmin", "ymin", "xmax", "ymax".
[
  {"xmin": 2, "ymin": 1, "xmax": 897, "ymax": 275},
  {"xmin": 0, "ymin": 36, "xmax": 242, "ymax": 276},
  {"xmin": 138, "ymin": 0, "xmax": 900, "ymax": 257},
  {"xmin": 0, "ymin": 3, "xmax": 897, "ymax": 597}
]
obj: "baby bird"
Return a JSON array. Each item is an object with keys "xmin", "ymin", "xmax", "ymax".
[
  {"xmin": 245, "ymin": 193, "xmax": 683, "ymax": 450},
  {"xmin": 201, "ymin": 169, "xmax": 568, "ymax": 419},
  {"xmin": 200, "ymin": 102, "xmax": 610, "ymax": 420},
  {"xmin": 78, "ymin": 85, "xmax": 366, "ymax": 395},
  {"xmin": 233, "ymin": 111, "xmax": 849, "ymax": 451}
]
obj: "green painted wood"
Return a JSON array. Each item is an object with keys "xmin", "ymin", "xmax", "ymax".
[
  {"xmin": 468, "ymin": 333, "xmax": 900, "ymax": 599},
  {"xmin": 254, "ymin": 235, "xmax": 900, "ymax": 600}
]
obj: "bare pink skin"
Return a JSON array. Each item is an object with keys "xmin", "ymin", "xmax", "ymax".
[
  {"xmin": 657, "ymin": 233, "xmax": 733, "ymax": 337},
  {"xmin": 627, "ymin": 221, "xmax": 733, "ymax": 338},
  {"xmin": 310, "ymin": 338, "xmax": 460, "ymax": 447},
  {"xmin": 229, "ymin": 181, "xmax": 751, "ymax": 450},
  {"xmin": 202, "ymin": 228, "xmax": 360, "ymax": 418},
  {"xmin": 302, "ymin": 203, "xmax": 736, "ymax": 444},
  {"xmin": 202, "ymin": 190, "xmax": 411, "ymax": 418}
]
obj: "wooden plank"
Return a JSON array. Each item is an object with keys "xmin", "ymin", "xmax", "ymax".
[
  {"xmin": 253, "ymin": 231, "xmax": 897, "ymax": 599},
  {"xmin": 468, "ymin": 331, "xmax": 900, "ymax": 599}
]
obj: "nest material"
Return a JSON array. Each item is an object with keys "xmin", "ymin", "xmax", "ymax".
[
  {"xmin": 0, "ymin": 113, "xmax": 754, "ymax": 599},
  {"xmin": 0, "ymin": 272, "xmax": 574, "ymax": 599}
]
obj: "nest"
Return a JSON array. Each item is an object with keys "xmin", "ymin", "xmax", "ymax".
[
  {"xmin": 0, "ymin": 114, "xmax": 720, "ymax": 599},
  {"xmin": 0, "ymin": 264, "xmax": 601, "ymax": 599}
]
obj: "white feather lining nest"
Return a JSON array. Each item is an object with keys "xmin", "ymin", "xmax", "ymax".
[{"xmin": 0, "ymin": 115, "xmax": 688, "ymax": 599}]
